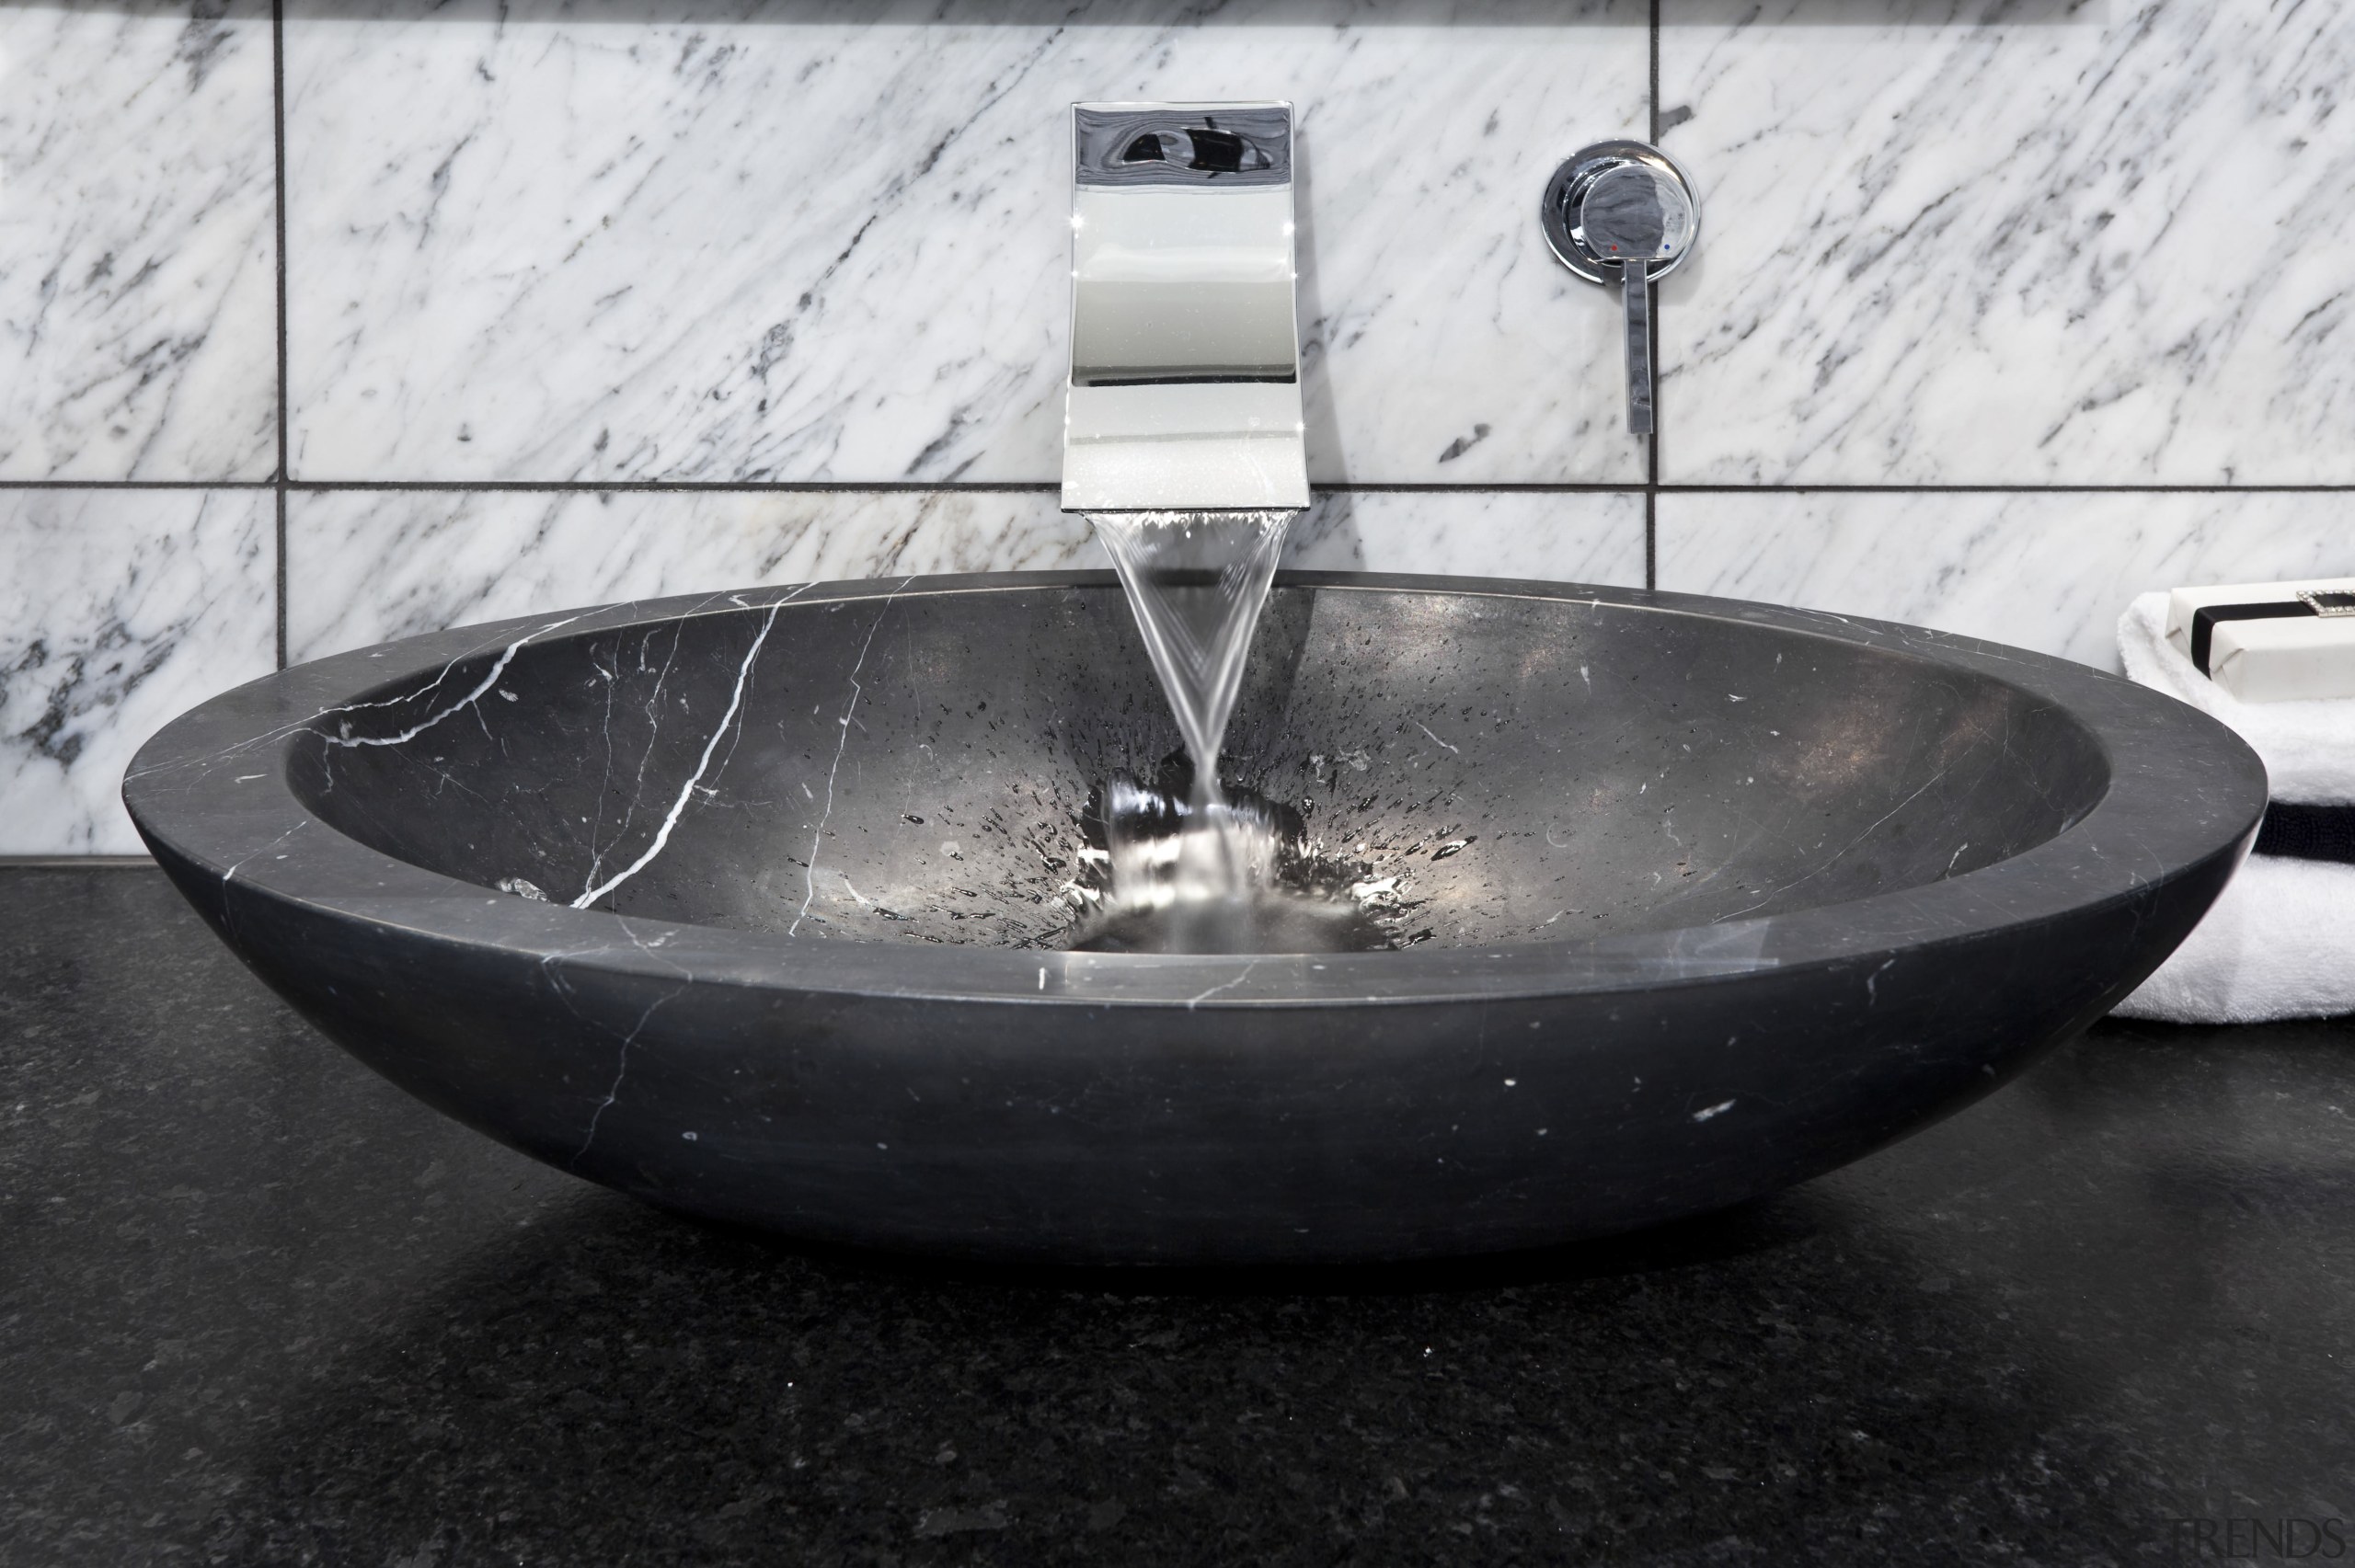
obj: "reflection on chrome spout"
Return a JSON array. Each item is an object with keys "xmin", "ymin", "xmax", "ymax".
[{"xmin": 1062, "ymin": 101, "xmax": 1310, "ymax": 515}]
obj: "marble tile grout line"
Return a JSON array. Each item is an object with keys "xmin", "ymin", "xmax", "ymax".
[
  {"xmin": 283, "ymin": 482, "xmax": 2355, "ymax": 493},
  {"xmin": 0, "ymin": 480, "xmax": 281, "ymax": 490},
  {"xmin": 7, "ymin": 480, "xmax": 2355, "ymax": 494},
  {"xmin": 272, "ymin": 0, "xmax": 290, "ymax": 670}
]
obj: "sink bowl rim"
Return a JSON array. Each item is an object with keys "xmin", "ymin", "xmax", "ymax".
[{"xmin": 122, "ymin": 569, "xmax": 2268, "ymax": 1009}]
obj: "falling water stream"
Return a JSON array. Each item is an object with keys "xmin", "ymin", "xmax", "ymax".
[
  {"xmin": 1074, "ymin": 510, "xmax": 1388, "ymax": 954},
  {"xmin": 1092, "ymin": 509, "xmax": 1290, "ymax": 802}
]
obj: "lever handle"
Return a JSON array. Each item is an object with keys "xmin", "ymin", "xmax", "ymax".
[
  {"xmin": 1618, "ymin": 258, "xmax": 1654, "ymax": 436},
  {"xmin": 1540, "ymin": 143, "xmax": 1700, "ymax": 439}
]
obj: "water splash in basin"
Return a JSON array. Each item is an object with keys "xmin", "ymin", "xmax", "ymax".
[{"xmin": 1086, "ymin": 509, "xmax": 1368, "ymax": 951}]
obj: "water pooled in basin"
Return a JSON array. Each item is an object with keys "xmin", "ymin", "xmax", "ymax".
[
  {"xmin": 1069, "ymin": 773, "xmax": 1397, "ymax": 954},
  {"xmin": 1080, "ymin": 510, "xmax": 1383, "ymax": 954}
]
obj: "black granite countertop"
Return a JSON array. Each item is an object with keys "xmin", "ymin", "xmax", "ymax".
[{"xmin": 4, "ymin": 865, "xmax": 2351, "ymax": 1566}]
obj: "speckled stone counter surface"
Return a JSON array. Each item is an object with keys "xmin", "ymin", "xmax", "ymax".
[{"xmin": 5, "ymin": 865, "xmax": 2352, "ymax": 1566}]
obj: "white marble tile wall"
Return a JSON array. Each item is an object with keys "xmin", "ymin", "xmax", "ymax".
[
  {"xmin": 0, "ymin": 491, "xmax": 275, "ymax": 854},
  {"xmin": 1658, "ymin": 492, "xmax": 2355, "ymax": 670},
  {"xmin": 1283, "ymin": 491, "xmax": 1646, "ymax": 583},
  {"xmin": 1657, "ymin": 0, "xmax": 2355, "ymax": 485},
  {"xmin": 6, "ymin": 0, "xmax": 2353, "ymax": 853},
  {"xmin": 281, "ymin": 0, "xmax": 1651, "ymax": 486},
  {"xmin": 0, "ymin": 1, "xmax": 277, "ymax": 479},
  {"xmin": 287, "ymin": 489, "xmax": 1644, "ymax": 659}
]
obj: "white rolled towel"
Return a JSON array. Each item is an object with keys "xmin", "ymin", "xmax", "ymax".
[
  {"xmin": 2111, "ymin": 591, "xmax": 2355, "ymax": 1024},
  {"xmin": 2110, "ymin": 854, "xmax": 2355, "ymax": 1024}
]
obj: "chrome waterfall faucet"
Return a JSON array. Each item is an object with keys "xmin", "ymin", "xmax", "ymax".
[{"xmin": 1061, "ymin": 103, "xmax": 1311, "ymax": 513}]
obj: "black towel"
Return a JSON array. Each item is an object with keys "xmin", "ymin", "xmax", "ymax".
[{"xmin": 2254, "ymin": 802, "xmax": 2355, "ymax": 865}]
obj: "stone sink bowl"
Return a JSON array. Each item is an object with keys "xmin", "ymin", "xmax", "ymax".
[{"xmin": 124, "ymin": 572, "xmax": 2265, "ymax": 1265}]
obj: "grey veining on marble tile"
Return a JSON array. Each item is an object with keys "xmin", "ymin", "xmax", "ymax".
[
  {"xmin": 287, "ymin": 487, "xmax": 1647, "ymax": 661},
  {"xmin": 1656, "ymin": 490, "xmax": 2355, "ymax": 669},
  {"xmin": 285, "ymin": 490, "xmax": 1094, "ymax": 662},
  {"xmin": 0, "ymin": 490, "xmax": 275, "ymax": 853},
  {"xmin": 0, "ymin": 2, "xmax": 277, "ymax": 481},
  {"xmin": 1657, "ymin": 0, "xmax": 2355, "ymax": 485},
  {"xmin": 283, "ymin": 0, "xmax": 1647, "ymax": 487},
  {"xmin": 1287, "ymin": 490, "xmax": 1646, "ymax": 585}
]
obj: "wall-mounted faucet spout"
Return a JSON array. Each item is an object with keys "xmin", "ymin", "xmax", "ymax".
[{"xmin": 1062, "ymin": 102, "xmax": 1310, "ymax": 514}]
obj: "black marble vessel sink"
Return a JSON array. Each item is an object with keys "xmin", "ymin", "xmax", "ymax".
[{"xmin": 125, "ymin": 573, "xmax": 2265, "ymax": 1264}]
